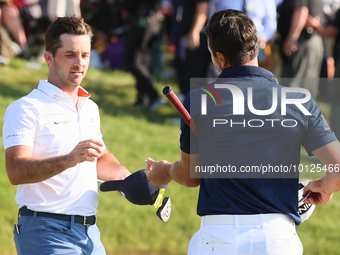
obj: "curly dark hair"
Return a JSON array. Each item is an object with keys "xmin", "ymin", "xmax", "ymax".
[{"xmin": 206, "ymin": 9, "xmax": 259, "ymax": 66}]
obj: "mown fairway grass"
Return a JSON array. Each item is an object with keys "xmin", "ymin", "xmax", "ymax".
[{"xmin": 0, "ymin": 58, "xmax": 339, "ymax": 255}]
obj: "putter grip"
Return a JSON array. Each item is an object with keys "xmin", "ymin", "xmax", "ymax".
[{"xmin": 163, "ymin": 86, "xmax": 198, "ymax": 136}]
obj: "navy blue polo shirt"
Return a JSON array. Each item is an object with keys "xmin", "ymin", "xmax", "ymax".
[{"xmin": 180, "ymin": 65, "xmax": 337, "ymax": 225}]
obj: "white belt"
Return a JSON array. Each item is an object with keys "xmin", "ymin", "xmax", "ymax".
[{"xmin": 202, "ymin": 213, "xmax": 293, "ymax": 226}]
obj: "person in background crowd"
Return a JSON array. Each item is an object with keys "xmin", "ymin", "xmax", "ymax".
[
  {"xmin": 277, "ymin": 0, "xmax": 324, "ymax": 98},
  {"xmin": 245, "ymin": 0, "xmax": 277, "ymax": 71},
  {"xmin": 172, "ymin": 0, "xmax": 211, "ymax": 96},
  {"xmin": 0, "ymin": 0, "xmax": 31, "ymax": 59},
  {"xmin": 0, "ymin": 7, "xmax": 10, "ymax": 65},
  {"xmin": 118, "ymin": 0, "xmax": 165, "ymax": 110}
]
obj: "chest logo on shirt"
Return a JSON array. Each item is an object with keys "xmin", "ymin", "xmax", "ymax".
[{"xmin": 54, "ymin": 120, "xmax": 72, "ymax": 125}]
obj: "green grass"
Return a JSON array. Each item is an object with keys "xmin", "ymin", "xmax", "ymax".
[{"xmin": 0, "ymin": 58, "xmax": 339, "ymax": 255}]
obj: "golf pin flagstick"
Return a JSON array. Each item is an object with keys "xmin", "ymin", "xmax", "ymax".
[{"xmin": 162, "ymin": 86, "xmax": 198, "ymax": 136}]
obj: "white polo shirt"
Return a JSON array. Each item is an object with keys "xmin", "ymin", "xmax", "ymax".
[{"xmin": 3, "ymin": 80, "xmax": 105, "ymax": 216}]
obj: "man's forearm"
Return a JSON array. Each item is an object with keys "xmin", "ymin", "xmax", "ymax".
[
  {"xmin": 323, "ymin": 177, "xmax": 340, "ymax": 193},
  {"xmin": 146, "ymin": 152, "xmax": 200, "ymax": 187},
  {"xmin": 288, "ymin": 7, "xmax": 309, "ymax": 41},
  {"xmin": 191, "ymin": 2, "xmax": 209, "ymax": 34},
  {"xmin": 324, "ymin": 166, "xmax": 340, "ymax": 193},
  {"xmin": 6, "ymin": 139, "xmax": 104, "ymax": 185},
  {"xmin": 148, "ymin": 160, "xmax": 199, "ymax": 187},
  {"xmin": 96, "ymin": 150, "xmax": 130, "ymax": 181},
  {"xmin": 313, "ymin": 141, "xmax": 340, "ymax": 193},
  {"xmin": 166, "ymin": 160, "xmax": 199, "ymax": 187},
  {"xmin": 161, "ymin": 160, "xmax": 189, "ymax": 186},
  {"xmin": 6, "ymin": 153, "xmax": 73, "ymax": 185},
  {"xmin": 316, "ymin": 25, "xmax": 338, "ymax": 38}
]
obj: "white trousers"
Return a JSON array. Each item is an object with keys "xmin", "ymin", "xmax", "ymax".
[{"xmin": 187, "ymin": 214, "xmax": 303, "ymax": 255}]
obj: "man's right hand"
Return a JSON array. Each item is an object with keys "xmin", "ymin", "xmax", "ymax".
[{"xmin": 67, "ymin": 139, "xmax": 105, "ymax": 167}]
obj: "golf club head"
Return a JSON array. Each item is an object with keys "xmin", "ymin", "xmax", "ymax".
[{"xmin": 156, "ymin": 197, "xmax": 171, "ymax": 222}]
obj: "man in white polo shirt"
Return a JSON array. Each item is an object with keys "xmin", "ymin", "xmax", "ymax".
[{"xmin": 2, "ymin": 16, "xmax": 131, "ymax": 255}]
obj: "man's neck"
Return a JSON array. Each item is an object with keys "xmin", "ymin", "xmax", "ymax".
[
  {"xmin": 224, "ymin": 57, "xmax": 259, "ymax": 69},
  {"xmin": 48, "ymin": 79, "xmax": 79, "ymax": 106},
  {"xmin": 242, "ymin": 57, "xmax": 259, "ymax": 67},
  {"xmin": 67, "ymin": 89, "xmax": 79, "ymax": 106}
]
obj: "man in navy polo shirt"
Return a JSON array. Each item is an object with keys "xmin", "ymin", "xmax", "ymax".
[{"xmin": 146, "ymin": 9, "xmax": 340, "ymax": 254}]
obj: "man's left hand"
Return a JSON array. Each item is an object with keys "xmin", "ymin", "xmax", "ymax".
[{"xmin": 303, "ymin": 178, "xmax": 333, "ymax": 205}]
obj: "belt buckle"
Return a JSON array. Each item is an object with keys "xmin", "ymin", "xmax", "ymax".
[
  {"xmin": 83, "ymin": 216, "xmax": 90, "ymax": 226},
  {"xmin": 83, "ymin": 215, "xmax": 96, "ymax": 226}
]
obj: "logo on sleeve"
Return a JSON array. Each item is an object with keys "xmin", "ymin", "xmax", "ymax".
[{"xmin": 321, "ymin": 115, "xmax": 330, "ymax": 131}]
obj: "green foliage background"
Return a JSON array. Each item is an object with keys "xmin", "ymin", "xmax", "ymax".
[{"xmin": 0, "ymin": 59, "xmax": 339, "ymax": 254}]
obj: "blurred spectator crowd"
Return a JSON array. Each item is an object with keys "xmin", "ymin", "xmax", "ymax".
[{"xmin": 2, "ymin": 0, "xmax": 340, "ymax": 110}]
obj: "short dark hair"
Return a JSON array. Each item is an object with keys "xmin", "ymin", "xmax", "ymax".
[
  {"xmin": 206, "ymin": 9, "xmax": 259, "ymax": 66},
  {"xmin": 45, "ymin": 16, "xmax": 93, "ymax": 56}
]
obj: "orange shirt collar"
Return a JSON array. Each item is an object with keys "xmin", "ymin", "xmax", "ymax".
[{"xmin": 78, "ymin": 87, "xmax": 91, "ymax": 97}]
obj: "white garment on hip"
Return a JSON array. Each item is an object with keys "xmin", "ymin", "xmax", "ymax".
[{"xmin": 187, "ymin": 214, "xmax": 303, "ymax": 255}]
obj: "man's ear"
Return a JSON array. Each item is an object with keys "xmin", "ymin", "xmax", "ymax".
[
  {"xmin": 216, "ymin": 52, "xmax": 228, "ymax": 68},
  {"xmin": 44, "ymin": 51, "xmax": 53, "ymax": 66}
]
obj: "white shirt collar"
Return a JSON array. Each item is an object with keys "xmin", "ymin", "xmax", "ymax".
[{"xmin": 37, "ymin": 80, "xmax": 91, "ymax": 98}]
